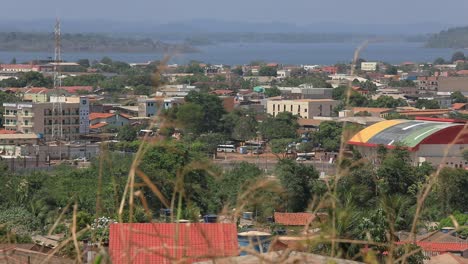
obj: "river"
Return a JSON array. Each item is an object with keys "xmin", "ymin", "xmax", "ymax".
[{"xmin": 0, "ymin": 42, "xmax": 458, "ymax": 65}]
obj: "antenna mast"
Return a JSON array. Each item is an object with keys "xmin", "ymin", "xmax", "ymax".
[{"xmin": 52, "ymin": 18, "xmax": 63, "ymax": 141}]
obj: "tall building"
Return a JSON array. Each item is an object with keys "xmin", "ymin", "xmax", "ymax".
[{"xmin": 3, "ymin": 96, "xmax": 90, "ymax": 141}]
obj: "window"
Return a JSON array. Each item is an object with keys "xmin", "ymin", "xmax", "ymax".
[
  {"xmin": 283, "ymin": 105, "xmax": 286, "ymax": 112},
  {"xmin": 298, "ymin": 105, "xmax": 301, "ymax": 112},
  {"xmin": 24, "ymin": 110, "xmax": 28, "ymax": 116},
  {"xmin": 290, "ymin": 105, "xmax": 293, "ymax": 111},
  {"xmin": 304, "ymin": 108, "xmax": 308, "ymax": 112},
  {"xmin": 273, "ymin": 104, "xmax": 275, "ymax": 111},
  {"xmin": 24, "ymin": 120, "xmax": 28, "ymax": 126}
]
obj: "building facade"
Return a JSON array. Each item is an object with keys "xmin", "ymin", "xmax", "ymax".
[
  {"xmin": 3, "ymin": 96, "xmax": 90, "ymax": 141},
  {"xmin": 267, "ymin": 99, "xmax": 339, "ymax": 119},
  {"xmin": 361, "ymin": 62, "xmax": 378, "ymax": 71},
  {"xmin": 138, "ymin": 98, "xmax": 157, "ymax": 117}
]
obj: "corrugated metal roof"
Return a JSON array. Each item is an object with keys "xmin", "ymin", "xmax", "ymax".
[
  {"xmin": 274, "ymin": 212, "xmax": 315, "ymax": 226},
  {"xmin": 348, "ymin": 119, "xmax": 466, "ymax": 149},
  {"xmin": 109, "ymin": 223, "xmax": 238, "ymax": 264}
]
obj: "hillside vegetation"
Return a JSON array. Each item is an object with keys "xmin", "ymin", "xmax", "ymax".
[
  {"xmin": 0, "ymin": 32, "xmax": 197, "ymax": 53},
  {"xmin": 426, "ymin": 26, "xmax": 468, "ymax": 48}
]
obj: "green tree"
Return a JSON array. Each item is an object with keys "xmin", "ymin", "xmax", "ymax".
[
  {"xmin": 215, "ymin": 162, "xmax": 263, "ymax": 208},
  {"xmin": 370, "ymin": 95, "xmax": 407, "ymax": 108},
  {"xmin": 231, "ymin": 115, "xmax": 258, "ymax": 141},
  {"xmin": 185, "ymin": 91, "xmax": 226, "ymax": 134},
  {"xmin": 434, "ymin": 57, "xmax": 446, "ymax": 65},
  {"xmin": 276, "ymin": 159, "xmax": 321, "ymax": 212},
  {"xmin": 451, "ymin": 51, "xmax": 466, "ymax": 62},
  {"xmin": 77, "ymin": 59, "xmax": 90, "ymax": 68},
  {"xmin": 436, "ymin": 168, "xmax": 468, "ymax": 214},
  {"xmin": 264, "ymin": 87, "xmax": 282, "ymax": 97},
  {"xmin": 415, "ymin": 99, "xmax": 440, "ymax": 109},
  {"xmin": 314, "ymin": 121, "xmax": 343, "ymax": 152},
  {"xmin": 117, "ymin": 124, "xmax": 138, "ymax": 142},
  {"xmin": 231, "ymin": 66, "xmax": 243, "ymax": 76},
  {"xmin": 133, "ymin": 85, "xmax": 153, "ymax": 96},
  {"xmin": 359, "ymin": 80, "xmax": 378, "ymax": 92},
  {"xmin": 259, "ymin": 66, "xmax": 277, "ymax": 76},
  {"xmin": 385, "ymin": 66, "xmax": 398, "ymax": 75},
  {"xmin": 451, "ymin": 91, "xmax": 467, "ymax": 103},
  {"xmin": 176, "ymin": 103, "xmax": 205, "ymax": 134},
  {"xmin": 270, "ymin": 138, "xmax": 294, "ymax": 158},
  {"xmin": 377, "ymin": 148, "xmax": 416, "ymax": 195},
  {"xmin": 259, "ymin": 112, "xmax": 298, "ymax": 140}
]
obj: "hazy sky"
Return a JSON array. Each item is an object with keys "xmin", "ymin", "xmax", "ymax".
[{"xmin": 2, "ymin": 0, "xmax": 468, "ymax": 25}]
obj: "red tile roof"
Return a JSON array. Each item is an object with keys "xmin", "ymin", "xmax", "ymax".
[
  {"xmin": 397, "ymin": 242, "xmax": 468, "ymax": 253},
  {"xmin": 119, "ymin": 113, "xmax": 133, "ymax": 119},
  {"xmin": 0, "ymin": 64, "xmax": 35, "ymax": 69},
  {"xmin": 274, "ymin": 212, "xmax": 315, "ymax": 226},
  {"xmin": 59, "ymin": 86, "xmax": 93, "ymax": 93},
  {"xmin": 89, "ymin": 113, "xmax": 115, "ymax": 121},
  {"xmin": 212, "ymin": 89, "xmax": 234, "ymax": 95},
  {"xmin": 457, "ymin": 70, "xmax": 468, "ymax": 75},
  {"xmin": 90, "ymin": 123, "xmax": 108, "ymax": 129},
  {"xmin": 109, "ymin": 223, "xmax": 238, "ymax": 264},
  {"xmin": 25, "ymin": 87, "xmax": 49, "ymax": 94},
  {"xmin": 452, "ymin": 103, "xmax": 467, "ymax": 110},
  {"xmin": 0, "ymin": 129, "xmax": 18, "ymax": 134}
]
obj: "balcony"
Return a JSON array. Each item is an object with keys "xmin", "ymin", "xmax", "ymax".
[
  {"xmin": 22, "ymin": 123, "xmax": 34, "ymax": 127},
  {"xmin": 4, "ymin": 123, "xmax": 16, "ymax": 127},
  {"xmin": 3, "ymin": 113, "xmax": 16, "ymax": 117}
]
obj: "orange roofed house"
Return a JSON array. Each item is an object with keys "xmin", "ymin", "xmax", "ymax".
[
  {"xmin": 89, "ymin": 112, "xmax": 131, "ymax": 130},
  {"xmin": 109, "ymin": 223, "xmax": 238, "ymax": 264}
]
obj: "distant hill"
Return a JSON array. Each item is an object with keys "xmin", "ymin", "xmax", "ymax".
[
  {"xmin": 0, "ymin": 32, "xmax": 197, "ymax": 53},
  {"xmin": 426, "ymin": 26, "xmax": 468, "ymax": 48}
]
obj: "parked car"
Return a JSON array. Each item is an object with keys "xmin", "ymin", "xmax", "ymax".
[
  {"xmin": 296, "ymin": 157, "xmax": 307, "ymax": 162},
  {"xmin": 252, "ymin": 148, "xmax": 264, "ymax": 154}
]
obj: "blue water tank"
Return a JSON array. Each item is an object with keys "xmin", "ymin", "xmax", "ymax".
[
  {"xmin": 242, "ymin": 212, "xmax": 253, "ymax": 220},
  {"xmin": 238, "ymin": 231, "xmax": 272, "ymax": 256},
  {"xmin": 203, "ymin": 214, "xmax": 218, "ymax": 223},
  {"xmin": 160, "ymin": 209, "xmax": 171, "ymax": 217}
]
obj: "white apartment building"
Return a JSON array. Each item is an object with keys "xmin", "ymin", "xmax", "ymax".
[{"xmin": 3, "ymin": 96, "xmax": 90, "ymax": 141}]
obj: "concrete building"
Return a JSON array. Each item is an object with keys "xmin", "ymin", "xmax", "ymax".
[
  {"xmin": 438, "ymin": 76, "xmax": 468, "ymax": 96},
  {"xmin": 0, "ymin": 133, "xmax": 40, "ymax": 146},
  {"xmin": 267, "ymin": 99, "xmax": 339, "ymax": 118},
  {"xmin": 163, "ymin": 97, "xmax": 184, "ymax": 110},
  {"xmin": 0, "ymin": 64, "xmax": 40, "ymax": 72},
  {"xmin": 361, "ymin": 62, "xmax": 378, "ymax": 71},
  {"xmin": 3, "ymin": 96, "xmax": 90, "ymax": 141},
  {"xmin": 138, "ymin": 97, "xmax": 157, "ymax": 117},
  {"xmin": 276, "ymin": 69, "xmax": 291, "ymax": 79},
  {"xmin": 278, "ymin": 86, "xmax": 334, "ymax": 100},
  {"xmin": 417, "ymin": 76, "xmax": 439, "ymax": 94},
  {"xmin": 348, "ymin": 118, "xmax": 468, "ymax": 168},
  {"xmin": 156, "ymin": 84, "xmax": 197, "ymax": 97}
]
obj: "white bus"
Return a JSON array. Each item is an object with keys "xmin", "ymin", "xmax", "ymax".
[{"xmin": 217, "ymin": 144, "xmax": 236, "ymax": 153}]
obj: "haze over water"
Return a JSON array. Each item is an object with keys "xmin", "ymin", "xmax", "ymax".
[{"xmin": 0, "ymin": 42, "xmax": 457, "ymax": 66}]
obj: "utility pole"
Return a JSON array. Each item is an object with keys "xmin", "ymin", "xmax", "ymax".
[{"xmin": 52, "ymin": 18, "xmax": 63, "ymax": 161}]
